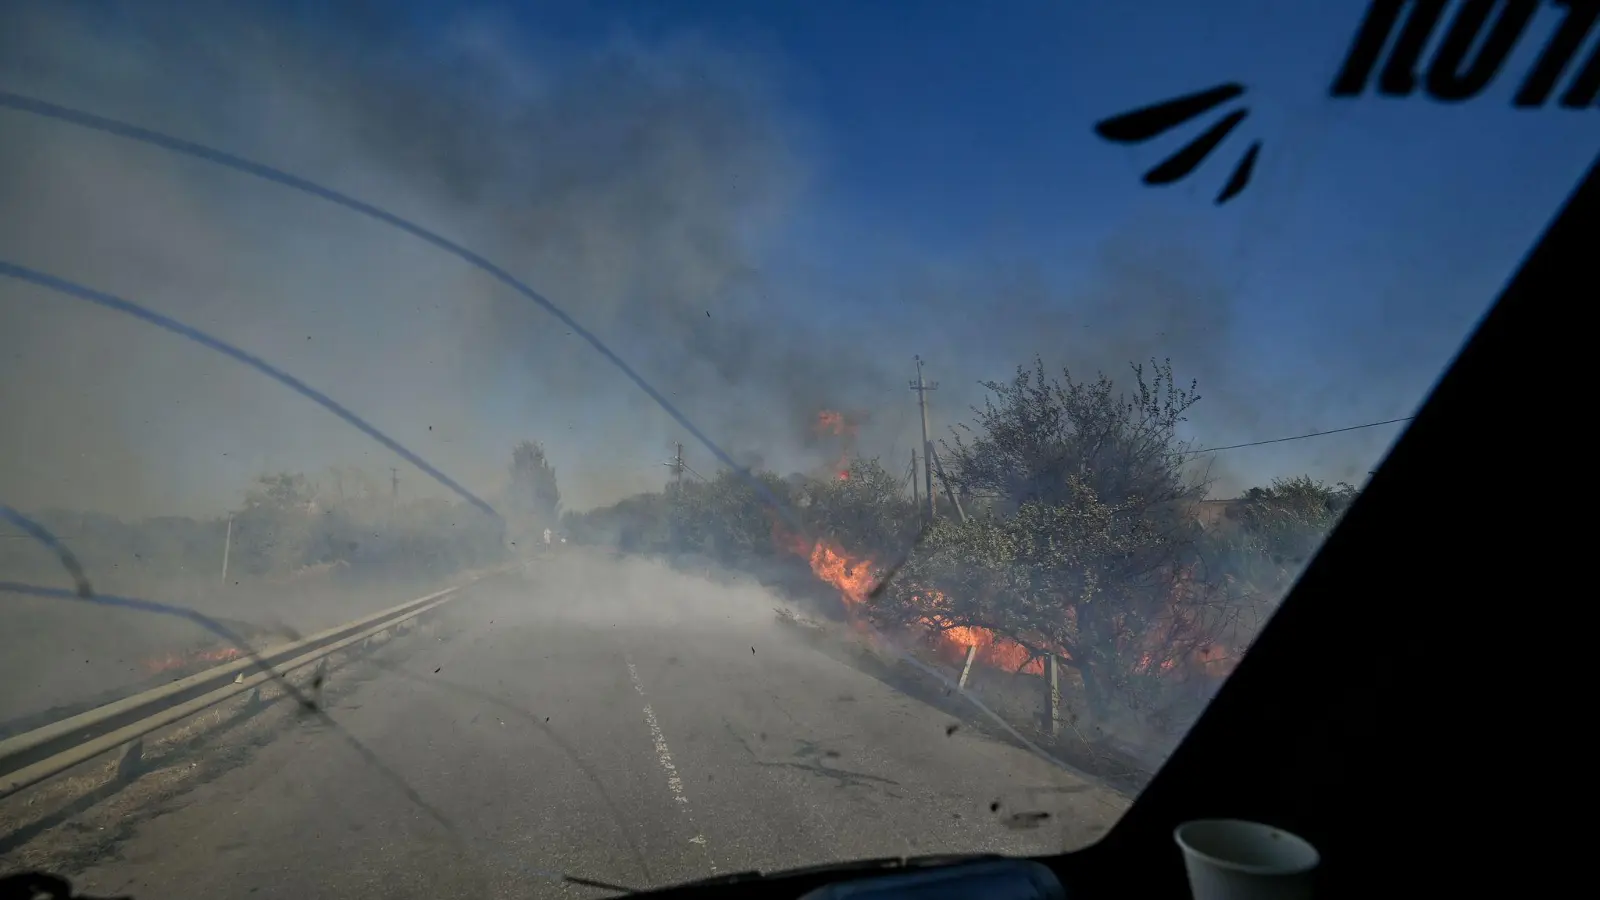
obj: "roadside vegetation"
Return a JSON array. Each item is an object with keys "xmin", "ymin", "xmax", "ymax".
[
  {"xmin": 3, "ymin": 356, "xmax": 1356, "ymax": 782},
  {"xmin": 563, "ymin": 356, "xmax": 1358, "ymax": 777}
]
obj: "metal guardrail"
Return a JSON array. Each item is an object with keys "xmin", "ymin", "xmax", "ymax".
[{"xmin": 0, "ymin": 567, "xmax": 509, "ymax": 799}]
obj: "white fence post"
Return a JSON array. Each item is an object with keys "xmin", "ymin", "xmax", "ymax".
[{"xmin": 957, "ymin": 645, "xmax": 978, "ymax": 691}]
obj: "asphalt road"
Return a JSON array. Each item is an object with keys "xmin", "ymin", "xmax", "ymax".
[{"xmin": 52, "ymin": 554, "xmax": 1130, "ymax": 899}]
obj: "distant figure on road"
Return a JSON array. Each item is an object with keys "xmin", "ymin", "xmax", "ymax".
[{"xmin": 543, "ymin": 528, "xmax": 552, "ymax": 547}]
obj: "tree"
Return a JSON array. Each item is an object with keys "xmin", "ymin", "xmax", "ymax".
[
  {"xmin": 506, "ymin": 441, "xmax": 562, "ymax": 546},
  {"xmin": 876, "ymin": 475, "xmax": 1226, "ymax": 722},
  {"xmin": 877, "ymin": 358, "xmax": 1228, "ymax": 725},
  {"xmin": 228, "ymin": 473, "xmax": 313, "ymax": 574},
  {"xmin": 564, "ymin": 492, "xmax": 672, "ymax": 553},
  {"xmin": 945, "ymin": 357, "xmax": 1204, "ymax": 518},
  {"xmin": 797, "ymin": 457, "xmax": 919, "ymax": 561},
  {"xmin": 1233, "ymin": 475, "xmax": 1356, "ymax": 566},
  {"xmin": 1199, "ymin": 475, "xmax": 1357, "ymax": 638},
  {"xmin": 670, "ymin": 469, "xmax": 796, "ymax": 565}
]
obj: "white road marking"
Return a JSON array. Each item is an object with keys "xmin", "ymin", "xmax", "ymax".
[
  {"xmin": 627, "ymin": 657, "xmax": 716, "ymax": 872},
  {"xmin": 642, "ymin": 700, "xmax": 688, "ymax": 803}
]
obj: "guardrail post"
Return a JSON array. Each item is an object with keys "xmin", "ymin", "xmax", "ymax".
[
  {"xmin": 312, "ymin": 658, "xmax": 329, "ymax": 708},
  {"xmin": 117, "ymin": 738, "xmax": 143, "ymax": 782},
  {"xmin": 957, "ymin": 645, "xmax": 977, "ymax": 691},
  {"xmin": 1045, "ymin": 655, "xmax": 1062, "ymax": 737}
]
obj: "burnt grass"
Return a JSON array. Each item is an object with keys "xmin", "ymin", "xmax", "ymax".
[
  {"xmin": 0, "ymin": 613, "xmax": 460, "ymax": 873},
  {"xmin": 769, "ymin": 612, "xmax": 1156, "ymax": 798},
  {"xmin": 655, "ymin": 552, "xmax": 1159, "ymax": 796},
  {"xmin": 0, "ymin": 620, "xmax": 281, "ymax": 744}
]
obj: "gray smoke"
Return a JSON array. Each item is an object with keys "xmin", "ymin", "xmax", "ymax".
[
  {"xmin": 0, "ymin": 0, "xmax": 884, "ymax": 516},
  {"xmin": 0, "ymin": 0, "xmax": 1401, "ymax": 523}
]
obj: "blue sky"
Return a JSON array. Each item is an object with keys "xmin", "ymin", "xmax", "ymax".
[
  {"xmin": 3, "ymin": 0, "xmax": 1598, "ymax": 514},
  {"xmin": 413, "ymin": 0, "xmax": 1596, "ymax": 482}
]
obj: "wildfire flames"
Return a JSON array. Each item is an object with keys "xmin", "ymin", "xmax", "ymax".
[
  {"xmin": 778, "ymin": 523, "xmax": 1235, "ymax": 684},
  {"xmin": 141, "ymin": 645, "xmax": 242, "ymax": 676},
  {"xmin": 814, "ymin": 410, "xmax": 858, "ymax": 482},
  {"xmin": 793, "ymin": 536, "xmax": 877, "ymax": 605},
  {"xmin": 815, "ymin": 410, "xmax": 853, "ymax": 436},
  {"xmin": 792, "ymin": 408, "xmax": 1235, "ymax": 685},
  {"xmin": 776, "ymin": 523, "xmax": 1047, "ymax": 676},
  {"xmin": 929, "ymin": 622, "xmax": 1045, "ymax": 675}
]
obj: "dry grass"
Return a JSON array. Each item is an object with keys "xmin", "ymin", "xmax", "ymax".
[{"xmin": 769, "ymin": 608, "xmax": 1160, "ymax": 796}]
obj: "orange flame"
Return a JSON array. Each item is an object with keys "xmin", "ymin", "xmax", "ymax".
[
  {"xmin": 815, "ymin": 410, "xmax": 855, "ymax": 437},
  {"xmin": 777, "ymin": 515, "xmax": 1236, "ymax": 684},
  {"xmin": 816, "ymin": 410, "xmax": 856, "ymax": 480},
  {"xmin": 779, "ymin": 529, "xmax": 1047, "ymax": 677},
  {"xmin": 929, "ymin": 620, "xmax": 1046, "ymax": 675},
  {"xmin": 799, "ymin": 537, "xmax": 877, "ymax": 606},
  {"xmin": 1129, "ymin": 567, "xmax": 1241, "ymax": 679}
]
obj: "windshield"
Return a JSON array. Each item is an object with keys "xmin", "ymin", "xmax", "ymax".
[{"xmin": 1, "ymin": 0, "xmax": 1593, "ymax": 895}]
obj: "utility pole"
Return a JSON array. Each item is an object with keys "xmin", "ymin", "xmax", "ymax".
[
  {"xmin": 673, "ymin": 443, "xmax": 685, "ymax": 489},
  {"xmin": 910, "ymin": 448, "xmax": 919, "ymax": 511},
  {"xmin": 931, "ymin": 448, "xmax": 967, "ymax": 524},
  {"xmin": 911, "ymin": 356, "xmax": 938, "ymax": 523},
  {"xmin": 390, "ymin": 467, "xmax": 399, "ymax": 501},
  {"xmin": 220, "ymin": 515, "xmax": 233, "ymax": 587}
]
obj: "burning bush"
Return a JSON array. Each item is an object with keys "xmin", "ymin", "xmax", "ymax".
[
  {"xmin": 561, "ymin": 355, "xmax": 1352, "ymax": 752},
  {"xmin": 794, "ymin": 458, "xmax": 919, "ymax": 562},
  {"xmin": 868, "ymin": 358, "xmax": 1240, "ymax": 730},
  {"xmin": 872, "ymin": 478, "xmax": 1233, "ymax": 725}
]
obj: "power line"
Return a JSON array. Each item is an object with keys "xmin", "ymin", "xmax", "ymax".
[{"xmin": 1182, "ymin": 416, "xmax": 1414, "ymax": 455}]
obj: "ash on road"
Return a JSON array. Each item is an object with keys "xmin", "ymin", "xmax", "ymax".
[{"xmin": 32, "ymin": 553, "xmax": 1129, "ymax": 898}]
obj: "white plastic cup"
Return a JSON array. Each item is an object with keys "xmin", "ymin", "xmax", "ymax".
[{"xmin": 1173, "ymin": 819, "xmax": 1320, "ymax": 900}]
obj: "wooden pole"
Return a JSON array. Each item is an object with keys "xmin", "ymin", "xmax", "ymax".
[
  {"xmin": 220, "ymin": 516, "xmax": 233, "ymax": 587},
  {"xmin": 958, "ymin": 644, "xmax": 978, "ymax": 691},
  {"xmin": 1046, "ymin": 655, "xmax": 1062, "ymax": 737},
  {"xmin": 911, "ymin": 356, "xmax": 938, "ymax": 523},
  {"xmin": 910, "ymin": 449, "xmax": 919, "ymax": 510},
  {"xmin": 930, "ymin": 448, "xmax": 967, "ymax": 524}
]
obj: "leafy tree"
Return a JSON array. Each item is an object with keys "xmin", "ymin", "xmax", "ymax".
[
  {"xmin": 231, "ymin": 472, "xmax": 322, "ymax": 575},
  {"xmin": 505, "ymin": 441, "xmax": 562, "ymax": 548},
  {"xmin": 1234, "ymin": 475, "xmax": 1356, "ymax": 565},
  {"xmin": 944, "ymin": 357, "xmax": 1203, "ymax": 517},
  {"xmin": 670, "ymin": 469, "xmax": 796, "ymax": 565},
  {"xmin": 564, "ymin": 492, "xmax": 673, "ymax": 553},
  {"xmin": 877, "ymin": 358, "xmax": 1227, "ymax": 724},
  {"xmin": 1199, "ymin": 475, "xmax": 1357, "ymax": 638},
  {"xmin": 876, "ymin": 474, "xmax": 1225, "ymax": 722},
  {"xmin": 796, "ymin": 457, "xmax": 919, "ymax": 561}
]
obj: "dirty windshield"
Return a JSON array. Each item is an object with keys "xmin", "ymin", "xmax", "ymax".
[{"xmin": 2, "ymin": 0, "xmax": 1594, "ymax": 896}]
